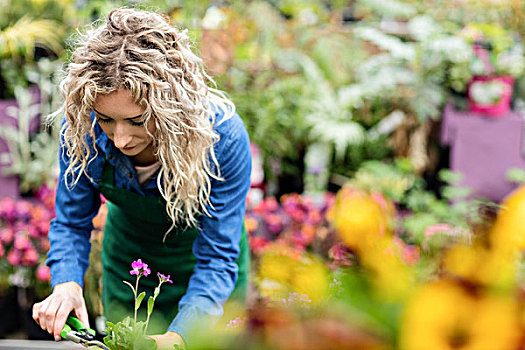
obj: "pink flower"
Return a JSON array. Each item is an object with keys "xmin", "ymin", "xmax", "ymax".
[
  {"xmin": 0, "ymin": 198, "xmax": 16, "ymax": 221},
  {"xmin": 14, "ymin": 234, "xmax": 31, "ymax": 251},
  {"xmin": 226, "ymin": 317, "xmax": 245, "ymax": 329},
  {"xmin": 264, "ymin": 197, "xmax": 279, "ymax": 211},
  {"xmin": 290, "ymin": 231, "xmax": 307, "ymax": 252},
  {"xmin": 289, "ymin": 209, "xmax": 305, "ymax": 223},
  {"xmin": 306, "ymin": 210, "xmax": 322, "ymax": 225},
  {"xmin": 132, "ymin": 259, "xmax": 145, "ymax": 270},
  {"xmin": 7, "ymin": 250, "xmax": 21, "ymax": 266},
  {"xmin": 22, "ymin": 247, "xmax": 39, "ymax": 266},
  {"xmin": 424, "ymin": 224, "xmax": 454, "ymax": 238},
  {"xmin": 328, "ymin": 243, "xmax": 352, "ymax": 268},
  {"xmin": 265, "ymin": 213, "xmax": 283, "ymax": 234},
  {"xmin": 28, "ymin": 226, "xmax": 40, "ymax": 239},
  {"xmin": 36, "ymin": 265, "xmax": 51, "ymax": 282},
  {"xmin": 158, "ymin": 273, "xmax": 173, "ymax": 284},
  {"xmin": 402, "ymin": 245, "xmax": 420, "ymax": 265},
  {"xmin": 36, "ymin": 221, "xmax": 50, "ymax": 235},
  {"xmin": 0, "ymin": 228, "xmax": 14, "ymax": 245},
  {"xmin": 130, "ymin": 259, "xmax": 150, "ymax": 277}
]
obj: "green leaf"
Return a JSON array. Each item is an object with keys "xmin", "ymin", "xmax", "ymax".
[
  {"xmin": 122, "ymin": 280, "xmax": 136, "ymax": 295},
  {"xmin": 442, "ymin": 186, "xmax": 472, "ymax": 200},
  {"xmin": 506, "ymin": 168, "xmax": 525, "ymax": 184},
  {"xmin": 438, "ymin": 169, "xmax": 462, "ymax": 185},
  {"xmin": 135, "ymin": 335, "xmax": 156, "ymax": 350},
  {"xmin": 147, "ymin": 296, "xmax": 155, "ymax": 316},
  {"xmin": 136, "ymin": 292, "xmax": 146, "ymax": 311}
]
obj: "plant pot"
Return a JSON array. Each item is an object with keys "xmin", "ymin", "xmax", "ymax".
[{"xmin": 467, "ymin": 75, "xmax": 514, "ymax": 117}]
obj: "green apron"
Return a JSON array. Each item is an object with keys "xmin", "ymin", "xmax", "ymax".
[{"xmin": 97, "ymin": 159, "xmax": 249, "ymax": 333}]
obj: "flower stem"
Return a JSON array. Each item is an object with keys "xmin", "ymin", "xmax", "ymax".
[
  {"xmin": 145, "ymin": 281, "xmax": 163, "ymax": 333},
  {"xmin": 134, "ymin": 276, "xmax": 140, "ymax": 325}
]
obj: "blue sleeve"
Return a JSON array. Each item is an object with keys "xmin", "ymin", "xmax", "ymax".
[
  {"xmin": 46, "ymin": 131, "xmax": 101, "ymax": 289},
  {"xmin": 167, "ymin": 114, "xmax": 251, "ymax": 342}
]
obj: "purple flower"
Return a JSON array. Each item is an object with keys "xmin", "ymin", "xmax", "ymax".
[
  {"xmin": 130, "ymin": 259, "xmax": 151, "ymax": 277},
  {"xmin": 158, "ymin": 273, "xmax": 173, "ymax": 284},
  {"xmin": 132, "ymin": 259, "xmax": 145, "ymax": 270}
]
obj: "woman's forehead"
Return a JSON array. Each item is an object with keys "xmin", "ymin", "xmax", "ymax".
[{"xmin": 93, "ymin": 89, "xmax": 145, "ymax": 118}]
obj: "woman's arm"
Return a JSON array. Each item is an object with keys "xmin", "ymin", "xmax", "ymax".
[
  {"xmin": 34, "ymin": 125, "xmax": 102, "ymax": 340},
  {"xmin": 46, "ymin": 130, "xmax": 102, "ymax": 288},
  {"xmin": 167, "ymin": 112, "xmax": 252, "ymax": 344}
]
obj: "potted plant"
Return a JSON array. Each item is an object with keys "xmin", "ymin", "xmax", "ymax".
[
  {"xmin": 83, "ymin": 259, "xmax": 174, "ymax": 350},
  {"xmin": 461, "ymin": 23, "xmax": 525, "ymax": 117}
]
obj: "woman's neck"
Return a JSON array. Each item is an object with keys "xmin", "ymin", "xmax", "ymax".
[{"xmin": 130, "ymin": 143, "xmax": 158, "ymax": 166}]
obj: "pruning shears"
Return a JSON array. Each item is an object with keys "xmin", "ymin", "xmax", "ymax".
[{"xmin": 61, "ymin": 315, "xmax": 109, "ymax": 350}]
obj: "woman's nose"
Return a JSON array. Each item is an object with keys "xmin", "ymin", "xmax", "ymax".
[{"xmin": 112, "ymin": 123, "xmax": 133, "ymax": 149}]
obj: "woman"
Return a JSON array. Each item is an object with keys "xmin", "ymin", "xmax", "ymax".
[{"xmin": 32, "ymin": 8, "xmax": 251, "ymax": 349}]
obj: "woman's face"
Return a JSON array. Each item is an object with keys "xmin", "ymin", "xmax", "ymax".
[{"xmin": 93, "ymin": 89, "xmax": 156, "ymax": 164}]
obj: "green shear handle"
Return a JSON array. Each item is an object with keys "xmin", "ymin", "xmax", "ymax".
[
  {"xmin": 61, "ymin": 315, "xmax": 96, "ymax": 339},
  {"xmin": 61, "ymin": 315, "xmax": 108, "ymax": 350}
]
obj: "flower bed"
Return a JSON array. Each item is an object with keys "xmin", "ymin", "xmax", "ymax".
[{"xmin": 0, "ymin": 186, "xmax": 54, "ymax": 339}]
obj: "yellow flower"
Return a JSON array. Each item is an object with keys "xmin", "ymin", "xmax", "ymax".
[
  {"xmin": 289, "ymin": 255, "xmax": 330, "ymax": 303},
  {"xmin": 258, "ymin": 245, "xmax": 298, "ymax": 284},
  {"xmin": 490, "ymin": 184, "xmax": 525, "ymax": 251},
  {"xmin": 332, "ymin": 188, "xmax": 392, "ymax": 252},
  {"xmin": 400, "ymin": 280, "xmax": 521, "ymax": 350},
  {"xmin": 257, "ymin": 244, "xmax": 330, "ymax": 303},
  {"xmin": 360, "ymin": 237, "xmax": 413, "ymax": 302},
  {"xmin": 443, "ymin": 243, "xmax": 518, "ymax": 288}
]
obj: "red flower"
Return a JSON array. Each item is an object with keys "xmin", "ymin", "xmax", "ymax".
[{"xmin": 249, "ymin": 236, "xmax": 270, "ymax": 255}]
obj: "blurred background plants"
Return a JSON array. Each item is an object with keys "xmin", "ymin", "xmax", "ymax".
[
  {"xmin": 1, "ymin": 0, "xmax": 525, "ymax": 345},
  {"xmin": 0, "ymin": 59, "xmax": 63, "ymax": 194}
]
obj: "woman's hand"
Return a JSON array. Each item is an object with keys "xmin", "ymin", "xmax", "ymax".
[
  {"xmin": 32, "ymin": 281, "xmax": 89, "ymax": 341},
  {"xmin": 149, "ymin": 331, "xmax": 186, "ymax": 349}
]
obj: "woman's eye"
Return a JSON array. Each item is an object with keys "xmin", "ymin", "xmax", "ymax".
[
  {"xmin": 130, "ymin": 120, "xmax": 145, "ymax": 127},
  {"xmin": 97, "ymin": 117, "xmax": 112, "ymax": 124}
]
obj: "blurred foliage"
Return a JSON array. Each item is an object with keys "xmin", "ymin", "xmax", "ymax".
[
  {"xmin": 0, "ymin": 0, "xmax": 70, "ymax": 98},
  {"xmin": 345, "ymin": 159, "xmax": 491, "ymax": 253},
  {"xmin": 3, "ymin": 0, "xmax": 524, "ymax": 196},
  {"xmin": 0, "ymin": 59, "xmax": 63, "ymax": 194},
  {"xmin": 211, "ymin": 1, "xmax": 370, "ymax": 190}
]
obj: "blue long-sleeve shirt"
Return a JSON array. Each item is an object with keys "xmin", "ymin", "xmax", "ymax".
[{"xmin": 46, "ymin": 105, "xmax": 252, "ymax": 341}]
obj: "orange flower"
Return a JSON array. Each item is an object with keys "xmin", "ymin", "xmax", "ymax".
[{"xmin": 244, "ymin": 217, "xmax": 258, "ymax": 233}]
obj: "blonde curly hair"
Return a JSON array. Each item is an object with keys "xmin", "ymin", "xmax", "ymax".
[{"xmin": 51, "ymin": 8, "xmax": 235, "ymax": 235}]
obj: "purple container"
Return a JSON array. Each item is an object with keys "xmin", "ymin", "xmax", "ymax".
[
  {"xmin": 0, "ymin": 86, "xmax": 41, "ymax": 199},
  {"xmin": 441, "ymin": 103, "xmax": 525, "ymax": 202}
]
